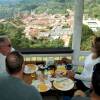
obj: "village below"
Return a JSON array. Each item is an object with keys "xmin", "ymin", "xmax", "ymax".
[{"xmin": 0, "ymin": 0, "xmax": 100, "ymax": 50}]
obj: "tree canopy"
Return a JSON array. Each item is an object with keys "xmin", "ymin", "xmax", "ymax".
[{"xmin": 69, "ymin": 24, "xmax": 95, "ymax": 51}]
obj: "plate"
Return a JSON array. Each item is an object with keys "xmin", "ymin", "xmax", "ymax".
[
  {"xmin": 49, "ymin": 77, "xmax": 56, "ymax": 81},
  {"xmin": 53, "ymin": 78, "xmax": 74, "ymax": 91},
  {"xmin": 31, "ymin": 80, "xmax": 52, "ymax": 92},
  {"xmin": 23, "ymin": 64, "xmax": 38, "ymax": 74},
  {"xmin": 38, "ymin": 65, "xmax": 47, "ymax": 69}
]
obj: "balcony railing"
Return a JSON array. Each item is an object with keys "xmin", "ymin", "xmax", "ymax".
[
  {"xmin": 18, "ymin": 48, "xmax": 90, "ymax": 66},
  {"xmin": 18, "ymin": 47, "xmax": 73, "ymax": 64},
  {"xmin": 79, "ymin": 51, "xmax": 91, "ymax": 65}
]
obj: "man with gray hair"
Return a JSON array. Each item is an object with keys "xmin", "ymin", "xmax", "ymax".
[{"xmin": 0, "ymin": 35, "xmax": 14, "ymax": 75}]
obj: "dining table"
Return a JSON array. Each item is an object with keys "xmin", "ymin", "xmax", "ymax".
[{"xmin": 23, "ymin": 64, "xmax": 76, "ymax": 99}]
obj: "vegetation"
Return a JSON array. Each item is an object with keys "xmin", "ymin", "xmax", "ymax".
[
  {"xmin": 69, "ymin": 24, "xmax": 95, "ymax": 51},
  {"xmin": 0, "ymin": 21, "xmax": 64, "ymax": 48},
  {"xmin": 84, "ymin": 0, "xmax": 100, "ymax": 19},
  {"xmin": 81, "ymin": 25, "xmax": 95, "ymax": 50},
  {"xmin": 32, "ymin": 38, "xmax": 64, "ymax": 48},
  {"xmin": 0, "ymin": 0, "xmax": 99, "ymax": 19},
  {"xmin": 0, "ymin": 0, "xmax": 73, "ymax": 18},
  {"xmin": 0, "ymin": 0, "xmax": 99, "ymax": 50}
]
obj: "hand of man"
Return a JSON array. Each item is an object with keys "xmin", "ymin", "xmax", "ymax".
[
  {"xmin": 67, "ymin": 70, "xmax": 75, "ymax": 79},
  {"xmin": 74, "ymin": 90, "xmax": 86, "ymax": 97}
]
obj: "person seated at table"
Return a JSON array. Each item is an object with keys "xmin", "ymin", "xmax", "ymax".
[
  {"xmin": 0, "ymin": 51, "xmax": 42, "ymax": 100},
  {"xmin": 72, "ymin": 63, "xmax": 100, "ymax": 100},
  {"xmin": 68, "ymin": 37, "xmax": 100, "ymax": 91},
  {"xmin": 56, "ymin": 57, "xmax": 72, "ymax": 66},
  {"xmin": 61, "ymin": 57, "xmax": 72, "ymax": 64},
  {"xmin": 0, "ymin": 35, "xmax": 14, "ymax": 75}
]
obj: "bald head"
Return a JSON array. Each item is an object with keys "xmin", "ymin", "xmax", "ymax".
[
  {"xmin": 6, "ymin": 51, "xmax": 24, "ymax": 74},
  {"xmin": 0, "ymin": 36, "xmax": 12, "ymax": 56},
  {"xmin": 0, "ymin": 36, "xmax": 10, "ymax": 46}
]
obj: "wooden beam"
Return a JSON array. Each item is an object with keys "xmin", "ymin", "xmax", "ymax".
[{"xmin": 72, "ymin": 0, "xmax": 84, "ymax": 71}]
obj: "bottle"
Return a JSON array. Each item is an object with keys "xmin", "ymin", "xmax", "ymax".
[
  {"xmin": 44, "ymin": 69, "xmax": 48, "ymax": 80},
  {"xmin": 66, "ymin": 64, "xmax": 73, "ymax": 70}
]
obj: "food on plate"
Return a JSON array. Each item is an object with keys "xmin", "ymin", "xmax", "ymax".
[
  {"xmin": 53, "ymin": 78, "xmax": 74, "ymax": 91},
  {"xmin": 26, "ymin": 64, "xmax": 36, "ymax": 70},
  {"xmin": 38, "ymin": 82, "xmax": 48, "ymax": 92},
  {"xmin": 32, "ymin": 80, "xmax": 52, "ymax": 92},
  {"xmin": 24, "ymin": 64, "xmax": 38, "ymax": 74},
  {"xmin": 54, "ymin": 81, "xmax": 64, "ymax": 88}
]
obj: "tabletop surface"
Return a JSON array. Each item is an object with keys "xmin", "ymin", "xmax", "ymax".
[{"xmin": 23, "ymin": 64, "xmax": 75, "ymax": 96}]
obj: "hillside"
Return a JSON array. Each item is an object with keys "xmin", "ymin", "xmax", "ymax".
[
  {"xmin": 0, "ymin": 0, "xmax": 21, "ymax": 5},
  {"xmin": 0, "ymin": 0, "xmax": 99, "ymax": 19},
  {"xmin": 0, "ymin": 0, "xmax": 73, "ymax": 19}
]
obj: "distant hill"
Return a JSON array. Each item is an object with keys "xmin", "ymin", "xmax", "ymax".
[
  {"xmin": 0, "ymin": 0, "xmax": 21, "ymax": 5},
  {"xmin": 20, "ymin": 0, "xmax": 73, "ymax": 5},
  {"xmin": 20, "ymin": 0, "xmax": 47, "ymax": 4},
  {"xmin": 0, "ymin": 0, "xmax": 99, "ymax": 19},
  {"xmin": 18, "ymin": 0, "xmax": 73, "ymax": 13}
]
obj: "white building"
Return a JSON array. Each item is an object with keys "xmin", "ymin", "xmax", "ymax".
[{"xmin": 83, "ymin": 19, "xmax": 100, "ymax": 32}]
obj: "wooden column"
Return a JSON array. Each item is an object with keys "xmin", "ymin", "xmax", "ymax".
[{"xmin": 72, "ymin": 0, "xmax": 84, "ymax": 70}]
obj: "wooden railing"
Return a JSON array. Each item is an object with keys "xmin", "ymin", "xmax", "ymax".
[
  {"xmin": 18, "ymin": 48, "xmax": 73, "ymax": 64},
  {"xmin": 18, "ymin": 48, "xmax": 90, "ymax": 67}
]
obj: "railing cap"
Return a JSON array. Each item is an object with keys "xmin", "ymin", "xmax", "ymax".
[{"xmin": 17, "ymin": 47, "xmax": 73, "ymax": 54}]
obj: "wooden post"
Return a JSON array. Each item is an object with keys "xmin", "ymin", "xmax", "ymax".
[{"xmin": 72, "ymin": 0, "xmax": 84, "ymax": 71}]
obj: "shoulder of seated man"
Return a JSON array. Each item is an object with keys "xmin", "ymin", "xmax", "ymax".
[{"xmin": 72, "ymin": 96, "xmax": 90, "ymax": 100}]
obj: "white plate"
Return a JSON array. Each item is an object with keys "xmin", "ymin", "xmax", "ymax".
[
  {"xmin": 23, "ymin": 64, "xmax": 38, "ymax": 74},
  {"xmin": 49, "ymin": 77, "xmax": 56, "ymax": 81},
  {"xmin": 38, "ymin": 65, "xmax": 47, "ymax": 69},
  {"xmin": 31, "ymin": 80, "xmax": 52, "ymax": 92},
  {"xmin": 53, "ymin": 78, "xmax": 74, "ymax": 91}
]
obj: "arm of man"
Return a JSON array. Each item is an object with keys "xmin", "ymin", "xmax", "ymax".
[
  {"xmin": 75, "ymin": 73, "xmax": 91, "ymax": 81},
  {"xmin": 67, "ymin": 69, "xmax": 91, "ymax": 81}
]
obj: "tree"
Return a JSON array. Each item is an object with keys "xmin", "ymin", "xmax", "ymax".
[
  {"xmin": 69, "ymin": 24, "xmax": 95, "ymax": 51},
  {"xmin": 94, "ymin": 30, "xmax": 100, "ymax": 37},
  {"xmin": 32, "ymin": 38, "xmax": 64, "ymax": 48},
  {"xmin": 0, "ymin": 22, "xmax": 33, "ymax": 48},
  {"xmin": 81, "ymin": 24, "xmax": 95, "ymax": 50},
  {"xmin": 11, "ymin": 28, "xmax": 33, "ymax": 48}
]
